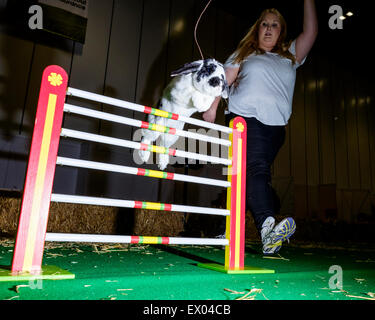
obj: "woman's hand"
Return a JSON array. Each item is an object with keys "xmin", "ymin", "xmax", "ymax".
[
  {"xmin": 203, "ymin": 67, "xmax": 239, "ymax": 123},
  {"xmin": 203, "ymin": 105, "xmax": 218, "ymax": 123}
]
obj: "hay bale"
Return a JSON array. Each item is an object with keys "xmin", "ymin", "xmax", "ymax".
[
  {"xmin": 133, "ymin": 209, "xmax": 185, "ymax": 237},
  {"xmin": 0, "ymin": 196, "xmax": 21, "ymax": 235},
  {"xmin": 0, "ymin": 196, "xmax": 120, "ymax": 236},
  {"xmin": 47, "ymin": 202, "xmax": 118, "ymax": 234}
]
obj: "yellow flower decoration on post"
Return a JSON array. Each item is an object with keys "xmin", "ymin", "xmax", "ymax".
[
  {"xmin": 236, "ymin": 122, "xmax": 245, "ymax": 133},
  {"xmin": 48, "ymin": 73, "xmax": 63, "ymax": 87}
]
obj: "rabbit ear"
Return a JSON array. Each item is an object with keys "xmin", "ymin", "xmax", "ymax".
[
  {"xmin": 170, "ymin": 60, "xmax": 203, "ymax": 77},
  {"xmin": 221, "ymin": 77, "xmax": 229, "ymax": 99},
  {"xmin": 221, "ymin": 81, "xmax": 229, "ymax": 99},
  {"xmin": 218, "ymin": 74, "xmax": 229, "ymax": 99}
]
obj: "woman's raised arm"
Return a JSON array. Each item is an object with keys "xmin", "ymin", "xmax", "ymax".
[
  {"xmin": 203, "ymin": 67, "xmax": 239, "ymax": 123},
  {"xmin": 295, "ymin": 0, "xmax": 318, "ymax": 64}
]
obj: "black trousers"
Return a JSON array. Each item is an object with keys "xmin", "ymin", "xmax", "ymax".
[{"xmin": 223, "ymin": 112, "xmax": 286, "ymax": 234}]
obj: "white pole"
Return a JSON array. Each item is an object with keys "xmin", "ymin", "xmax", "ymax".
[
  {"xmin": 56, "ymin": 157, "xmax": 231, "ymax": 188},
  {"xmin": 45, "ymin": 233, "xmax": 229, "ymax": 246},
  {"xmin": 64, "ymin": 104, "xmax": 231, "ymax": 147},
  {"xmin": 50, "ymin": 194, "xmax": 230, "ymax": 216},
  {"xmin": 60, "ymin": 128, "xmax": 232, "ymax": 166},
  {"xmin": 66, "ymin": 87, "xmax": 233, "ymax": 134}
]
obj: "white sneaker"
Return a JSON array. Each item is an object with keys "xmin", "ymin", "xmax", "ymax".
[
  {"xmin": 261, "ymin": 216, "xmax": 275, "ymax": 245},
  {"xmin": 262, "ymin": 217, "xmax": 296, "ymax": 255}
]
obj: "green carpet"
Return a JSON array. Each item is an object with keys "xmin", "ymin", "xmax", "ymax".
[{"xmin": 0, "ymin": 238, "xmax": 374, "ymax": 301}]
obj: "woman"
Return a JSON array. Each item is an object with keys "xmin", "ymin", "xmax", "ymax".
[{"xmin": 204, "ymin": 0, "xmax": 318, "ymax": 255}]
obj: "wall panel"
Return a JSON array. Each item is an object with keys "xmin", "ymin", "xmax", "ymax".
[
  {"xmin": 305, "ymin": 52, "xmax": 320, "ymax": 219},
  {"xmin": 0, "ymin": 34, "xmax": 34, "ymax": 136},
  {"xmin": 135, "ymin": 0, "xmax": 170, "ymax": 109},
  {"xmin": 317, "ymin": 52, "xmax": 336, "ymax": 185},
  {"xmin": 368, "ymin": 79, "xmax": 375, "ymax": 195},
  {"xmin": 344, "ymin": 68, "xmax": 361, "ymax": 190},
  {"xmin": 64, "ymin": 0, "xmax": 113, "ymax": 135},
  {"xmin": 332, "ymin": 60, "xmax": 349, "ymax": 191},
  {"xmin": 289, "ymin": 68, "xmax": 307, "ymax": 219},
  {"xmin": 355, "ymin": 75, "xmax": 372, "ymax": 191},
  {"xmin": 101, "ymin": 0, "xmax": 144, "ymax": 142}
]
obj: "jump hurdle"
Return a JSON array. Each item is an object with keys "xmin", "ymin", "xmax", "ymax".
[{"xmin": 0, "ymin": 65, "xmax": 274, "ymax": 281}]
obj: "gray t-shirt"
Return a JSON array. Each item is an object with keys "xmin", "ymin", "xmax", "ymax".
[{"xmin": 224, "ymin": 40, "xmax": 305, "ymax": 126}]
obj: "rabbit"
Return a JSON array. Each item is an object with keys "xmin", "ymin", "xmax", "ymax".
[{"xmin": 138, "ymin": 58, "xmax": 228, "ymax": 170}]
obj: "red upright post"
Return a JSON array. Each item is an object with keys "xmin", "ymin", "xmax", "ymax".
[
  {"xmin": 11, "ymin": 66, "xmax": 68, "ymax": 274},
  {"xmin": 199, "ymin": 116, "xmax": 275, "ymax": 274},
  {"xmin": 225, "ymin": 117, "xmax": 247, "ymax": 270}
]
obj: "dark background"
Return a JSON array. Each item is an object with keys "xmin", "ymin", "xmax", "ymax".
[{"xmin": 0, "ymin": 0, "xmax": 374, "ymax": 240}]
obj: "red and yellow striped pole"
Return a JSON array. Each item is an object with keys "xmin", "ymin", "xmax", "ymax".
[
  {"xmin": 11, "ymin": 66, "xmax": 68, "ymax": 274},
  {"xmin": 225, "ymin": 117, "xmax": 247, "ymax": 271},
  {"xmin": 199, "ymin": 116, "xmax": 274, "ymax": 273}
]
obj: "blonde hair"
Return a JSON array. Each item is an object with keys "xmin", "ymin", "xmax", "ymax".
[{"xmin": 233, "ymin": 8, "xmax": 296, "ymax": 65}]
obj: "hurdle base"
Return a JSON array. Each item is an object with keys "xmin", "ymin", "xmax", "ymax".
[
  {"xmin": 197, "ymin": 263, "xmax": 275, "ymax": 274},
  {"xmin": 0, "ymin": 265, "xmax": 75, "ymax": 282}
]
